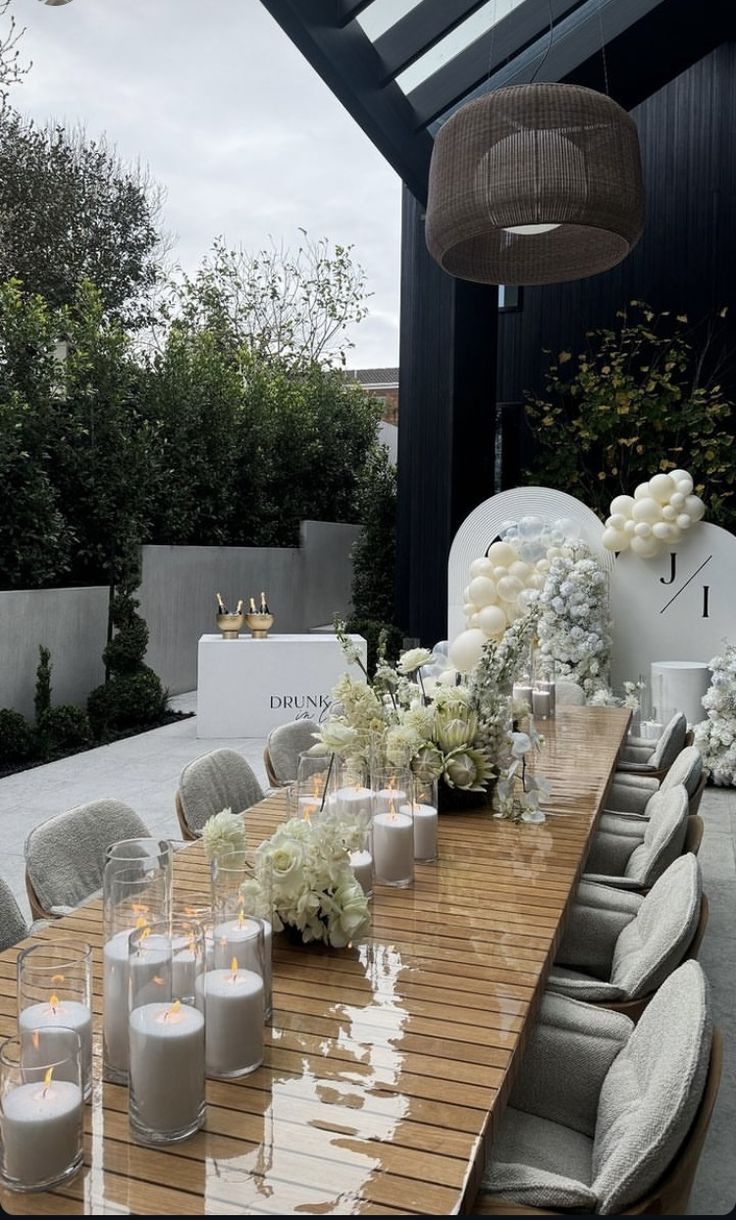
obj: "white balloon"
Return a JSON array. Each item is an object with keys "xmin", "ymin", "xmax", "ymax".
[
  {"xmin": 676, "ymin": 513, "xmax": 692, "ymax": 530},
  {"xmin": 668, "ymin": 525, "xmax": 683, "ymax": 543},
  {"xmin": 462, "ymin": 602, "xmax": 477, "ymax": 619},
  {"xmin": 449, "ymin": 629, "xmax": 486, "ymax": 673},
  {"xmin": 652, "ymin": 521, "xmax": 675, "ymax": 540},
  {"xmin": 529, "ymin": 574, "xmax": 545, "ymax": 589},
  {"xmin": 624, "ymin": 520, "xmax": 636, "ymax": 536},
  {"xmin": 634, "ymin": 521, "xmax": 652, "ymax": 538},
  {"xmin": 662, "ymin": 505, "xmax": 677, "ymax": 522},
  {"xmin": 602, "ymin": 527, "xmax": 629, "ymax": 551},
  {"xmin": 518, "ymin": 515, "xmax": 544, "ymax": 539},
  {"xmin": 469, "ymin": 557, "xmax": 494, "ymax": 580},
  {"xmin": 607, "ymin": 513, "xmax": 627, "ymax": 530},
  {"xmin": 630, "ymin": 534, "xmax": 660, "ymax": 558},
  {"xmin": 509, "ymin": 560, "xmax": 531, "ymax": 580},
  {"xmin": 648, "ymin": 473, "xmax": 676, "ymax": 503},
  {"xmin": 518, "ymin": 587, "xmax": 539, "ymax": 608},
  {"xmin": 469, "ymin": 613, "xmax": 480, "ymax": 626},
  {"xmin": 610, "ymin": 494, "xmax": 635, "ymax": 517},
  {"xmin": 497, "ymin": 575, "xmax": 523, "ymax": 602},
  {"xmin": 632, "ymin": 497, "xmax": 662, "ymax": 524},
  {"xmin": 634, "ymin": 482, "xmax": 651, "ymax": 500},
  {"xmin": 536, "ymin": 559, "xmax": 550, "ymax": 573},
  {"xmin": 546, "ymin": 547, "xmax": 563, "ymax": 560},
  {"xmin": 684, "ymin": 494, "xmax": 705, "ymax": 522},
  {"xmin": 488, "ymin": 541, "xmax": 516, "ymax": 566},
  {"xmin": 476, "ymin": 604, "xmax": 507, "ymax": 637},
  {"xmin": 468, "ymin": 576, "xmax": 497, "ymax": 607},
  {"xmin": 437, "ymin": 668, "xmax": 458, "ymax": 686},
  {"xmin": 670, "ymin": 492, "xmax": 686, "ymax": 510},
  {"xmin": 671, "ymin": 470, "xmax": 693, "ymax": 494},
  {"xmin": 463, "ymin": 585, "xmax": 471, "ymax": 603}
]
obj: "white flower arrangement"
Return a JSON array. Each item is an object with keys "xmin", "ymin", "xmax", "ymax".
[
  {"xmin": 694, "ymin": 645, "xmax": 736, "ymax": 785},
  {"xmin": 244, "ymin": 817, "xmax": 371, "ymax": 947},
  {"xmin": 536, "ymin": 546, "xmax": 612, "ymax": 698},
  {"xmin": 201, "ymin": 808, "xmax": 246, "ymax": 862}
]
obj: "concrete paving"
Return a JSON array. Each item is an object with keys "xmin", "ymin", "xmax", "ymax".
[{"xmin": 0, "ymin": 698, "xmax": 732, "ymax": 1214}]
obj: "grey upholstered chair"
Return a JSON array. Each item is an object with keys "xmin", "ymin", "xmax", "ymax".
[
  {"xmin": 549, "ymin": 854, "xmax": 705, "ymax": 1015},
  {"xmin": 263, "ymin": 719, "xmax": 320, "ymax": 787},
  {"xmin": 479, "ymin": 960, "xmax": 715, "ymax": 1214},
  {"xmin": 24, "ymin": 800, "xmax": 150, "ymax": 920},
  {"xmin": 176, "ymin": 748, "xmax": 263, "ymax": 840},
  {"xmin": 583, "ymin": 785, "xmax": 689, "ymax": 890},
  {"xmin": 556, "ymin": 680, "xmax": 586, "ymax": 707},
  {"xmin": 608, "ymin": 746, "xmax": 705, "ymax": 817},
  {"xmin": 0, "ymin": 876, "xmax": 31, "ymax": 952},
  {"xmin": 618, "ymin": 712, "xmax": 687, "ymax": 778}
]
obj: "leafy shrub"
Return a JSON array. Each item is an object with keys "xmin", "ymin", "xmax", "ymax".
[
  {"xmin": 40, "ymin": 705, "xmax": 91, "ymax": 752},
  {"xmin": 346, "ymin": 618, "xmax": 403, "ymax": 678},
  {"xmin": 88, "ymin": 667, "xmax": 167, "ymax": 737},
  {"xmin": 0, "ymin": 709, "xmax": 35, "ymax": 763},
  {"xmin": 34, "ymin": 645, "xmax": 52, "ymax": 724},
  {"xmin": 350, "ymin": 445, "xmax": 397, "ymax": 624}
]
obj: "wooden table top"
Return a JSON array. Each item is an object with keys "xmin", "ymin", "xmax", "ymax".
[{"xmin": 0, "ymin": 706, "xmax": 629, "ymax": 1216}]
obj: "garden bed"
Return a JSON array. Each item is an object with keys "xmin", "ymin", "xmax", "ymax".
[{"xmin": 0, "ymin": 710, "xmax": 195, "ymax": 780}]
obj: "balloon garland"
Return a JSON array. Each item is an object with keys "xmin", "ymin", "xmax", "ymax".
[{"xmin": 601, "ymin": 469, "xmax": 705, "ymax": 558}]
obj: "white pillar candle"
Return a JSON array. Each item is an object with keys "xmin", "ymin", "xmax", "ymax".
[
  {"xmin": 213, "ymin": 916, "xmax": 271, "ymax": 1019},
  {"xmin": 195, "ymin": 966, "xmax": 264, "ymax": 1077},
  {"xmin": 1, "ymin": 1078, "xmax": 82, "ymax": 1188},
  {"xmin": 532, "ymin": 689, "xmax": 551, "ymax": 719},
  {"xmin": 512, "ymin": 683, "xmax": 534, "ymax": 707},
  {"xmin": 539, "ymin": 679, "xmax": 556, "ymax": 716},
  {"xmin": 336, "ymin": 786, "xmax": 373, "ymax": 820},
  {"xmin": 349, "ymin": 849, "xmax": 373, "ymax": 894},
  {"xmin": 103, "ymin": 932, "xmax": 169, "ymax": 1075},
  {"xmin": 172, "ymin": 948, "xmax": 197, "ymax": 1001},
  {"xmin": 128, "ymin": 1002, "xmax": 204, "ymax": 1135},
  {"xmin": 372, "ymin": 811, "xmax": 414, "ymax": 885},
  {"xmin": 401, "ymin": 802, "xmax": 438, "ymax": 861},
  {"xmin": 373, "ymin": 787, "xmax": 407, "ymax": 815},
  {"xmin": 19, "ymin": 1001, "xmax": 93, "ymax": 1099}
]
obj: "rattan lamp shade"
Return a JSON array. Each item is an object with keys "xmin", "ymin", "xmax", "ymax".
[{"xmin": 426, "ymin": 83, "xmax": 644, "ymax": 285}]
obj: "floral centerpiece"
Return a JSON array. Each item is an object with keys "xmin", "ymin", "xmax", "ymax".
[
  {"xmin": 315, "ymin": 614, "xmax": 547, "ymax": 821},
  {"xmin": 694, "ymin": 644, "xmax": 736, "ymax": 786},
  {"xmin": 536, "ymin": 545, "xmax": 612, "ymax": 698}
]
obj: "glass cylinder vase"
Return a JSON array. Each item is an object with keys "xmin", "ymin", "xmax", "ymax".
[
  {"xmin": 0, "ymin": 1029, "xmax": 83, "ymax": 1192},
  {"xmin": 403, "ymin": 776, "xmax": 438, "ymax": 862},
  {"xmin": 293, "ymin": 751, "xmax": 340, "ymax": 822},
  {"xmin": 17, "ymin": 941, "xmax": 93, "ymax": 1101},
  {"xmin": 211, "ymin": 851, "xmax": 273, "ymax": 1021}
]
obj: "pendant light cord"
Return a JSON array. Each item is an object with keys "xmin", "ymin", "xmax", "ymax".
[
  {"xmin": 530, "ymin": 0, "xmax": 555, "ymax": 83},
  {"xmin": 597, "ymin": 0, "xmax": 610, "ymax": 95}
]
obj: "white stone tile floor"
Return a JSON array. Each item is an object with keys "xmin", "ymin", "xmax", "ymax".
[{"xmin": 0, "ymin": 693, "xmax": 732, "ymax": 1214}]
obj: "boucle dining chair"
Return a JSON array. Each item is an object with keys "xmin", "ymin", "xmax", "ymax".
[
  {"xmin": 176, "ymin": 748, "xmax": 263, "ymax": 841},
  {"xmin": 476, "ymin": 960, "xmax": 719, "ymax": 1215},
  {"xmin": 618, "ymin": 712, "xmax": 687, "ymax": 779},
  {"xmin": 24, "ymin": 800, "xmax": 150, "ymax": 921},
  {"xmin": 263, "ymin": 719, "xmax": 320, "ymax": 787},
  {"xmin": 583, "ymin": 784, "xmax": 689, "ymax": 891},
  {"xmin": 549, "ymin": 854, "xmax": 705, "ymax": 1018},
  {"xmin": 608, "ymin": 746, "xmax": 705, "ymax": 817},
  {"xmin": 0, "ymin": 876, "xmax": 31, "ymax": 952},
  {"xmin": 555, "ymin": 680, "xmax": 586, "ymax": 707}
]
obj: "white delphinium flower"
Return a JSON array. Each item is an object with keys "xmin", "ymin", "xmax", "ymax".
[{"xmin": 201, "ymin": 808, "xmax": 245, "ymax": 863}]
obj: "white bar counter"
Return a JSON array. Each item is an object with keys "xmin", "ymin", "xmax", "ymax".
[{"xmin": 196, "ymin": 633, "xmax": 367, "ymax": 738}]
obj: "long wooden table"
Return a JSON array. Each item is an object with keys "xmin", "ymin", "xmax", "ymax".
[{"xmin": 0, "ymin": 707, "xmax": 629, "ymax": 1216}]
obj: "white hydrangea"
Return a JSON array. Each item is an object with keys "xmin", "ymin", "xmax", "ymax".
[
  {"xmin": 537, "ymin": 547, "xmax": 612, "ymax": 698},
  {"xmin": 694, "ymin": 645, "xmax": 736, "ymax": 785},
  {"xmin": 201, "ymin": 808, "xmax": 245, "ymax": 863}
]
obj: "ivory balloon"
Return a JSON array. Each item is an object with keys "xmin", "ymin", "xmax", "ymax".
[
  {"xmin": 630, "ymin": 534, "xmax": 660, "ymax": 558},
  {"xmin": 652, "ymin": 521, "xmax": 675, "ymax": 541},
  {"xmin": 632, "ymin": 497, "xmax": 662, "ymax": 524},
  {"xmin": 463, "ymin": 585, "xmax": 471, "ymax": 602},
  {"xmin": 462, "ymin": 602, "xmax": 477, "ymax": 618},
  {"xmin": 610, "ymin": 495, "xmax": 635, "ymax": 517},
  {"xmin": 469, "ymin": 557, "xmax": 494, "ymax": 580},
  {"xmin": 670, "ymin": 492, "xmax": 686, "ymax": 510},
  {"xmin": 476, "ymin": 604, "xmax": 507, "ymax": 637},
  {"xmin": 676, "ymin": 513, "xmax": 692, "ymax": 530},
  {"xmin": 662, "ymin": 505, "xmax": 677, "ymax": 522},
  {"xmin": 649, "ymin": 473, "xmax": 676, "ymax": 503},
  {"xmin": 509, "ymin": 560, "xmax": 531, "ymax": 580},
  {"xmin": 468, "ymin": 576, "xmax": 497, "ymax": 607},
  {"xmin": 607, "ymin": 513, "xmax": 627, "ymax": 530},
  {"xmin": 634, "ymin": 521, "xmax": 652, "ymax": 538},
  {"xmin": 487, "ymin": 541, "xmax": 516, "ymax": 566},
  {"xmin": 624, "ymin": 520, "xmax": 636, "ymax": 536},
  {"xmin": 497, "ymin": 575, "xmax": 523, "ymax": 602},
  {"xmin": 602, "ymin": 527, "xmax": 629, "ymax": 551},
  {"xmin": 634, "ymin": 482, "xmax": 651, "ymax": 499},
  {"xmin": 684, "ymin": 494, "xmax": 705, "ymax": 522},
  {"xmin": 536, "ymin": 559, "xmax": 550, "ymax": 573},
  {"xmin": 671, "ymin": 470, "xmax": 693, "ymax": 494},
  {"xmin": 449, "ymin": 629, "xmax": 487, "ymax": 673}
]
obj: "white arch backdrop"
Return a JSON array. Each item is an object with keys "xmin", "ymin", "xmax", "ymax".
[{"xmin": 447, "ymin": 486, "xmax": 612, "ymax": 643}]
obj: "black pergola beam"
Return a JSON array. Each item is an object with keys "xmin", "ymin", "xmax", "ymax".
[
  {"xmin": 374, "ymin": 0, "xmax": 491, "ymax": 82},
  {"xmin": 260, "ymin": 0, "xmax": 433, "ymax": 201},
  {"xmin": 408, "ymin": 0, "xmax": 585, "ymax": 129},
  {"xmin": 336, "ymin": 0, "xmax": 376, "ymax": 27}
]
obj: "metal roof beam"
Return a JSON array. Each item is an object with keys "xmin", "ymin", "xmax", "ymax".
[{"xmin": 373, "ymin": 0, "xmax": 490, "ymax": 81}]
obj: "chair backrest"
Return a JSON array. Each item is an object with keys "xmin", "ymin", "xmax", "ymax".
[
  {"xmin": 0, "ymin": 876, "xmax": 28, "ymax": 952},
  {"xmin": 264, "ymin": 719, "xmax": 320, "ymax": 787},
  {"xmin": 684, "ymin": 814, "xmax": 704, "ymax": 855},
  {"xmin": 177, "ymin": 749, "xmax": 263, "ymax": 836},
  {"xmin": 611, "ymin": 854, "xmax": 701, "ymax": 1000},
  {"xmin": 25, "ymin": 801, "xmax": 149, "ymax": 917},
  {"xmin": 592, "ymin": 960, "xmax": 712, "ymax": 1214},
  {"xmin": 556, "ymin": 680, "xmax": 586, "ymax": 707},
  {"xmin": 661, "ymin": 746, "xmax": 703, "ymax": 798},
  {"xmin": 649, "ymin": 713, "xmax": 688, "ymax": 772},
  {"xmin": 625, "ymin": 785, "xmax": 689, "ymax": 886}
]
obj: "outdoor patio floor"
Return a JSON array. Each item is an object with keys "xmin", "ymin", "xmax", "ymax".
[{"xmin": 0, "ymin": 696, "xmax": 733, "ymax": 1215}]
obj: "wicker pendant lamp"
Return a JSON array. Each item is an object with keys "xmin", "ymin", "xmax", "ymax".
[{"xmin": 425, "ymin": 83, "xmax": 644, "ymax": 285}]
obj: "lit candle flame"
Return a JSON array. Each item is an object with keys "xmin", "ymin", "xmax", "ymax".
[
  {"xmin": 51, "ymin": 973, "xmax": 65, "ymax": 986},
  {"xmin": 43, "ymin": 1066, "xmax": 53, "ymax": 1096},
  {"xmin": 152, "ymin": 975, "xmax": 165, "ymax": 986},
  {"xmin": 230, "ymin": 957, "xmax": 239, "ymax": 981},
  {"xmin": 135, "ymin": 915, "xmax": 149, "ymax": 931},
  {"xmin": 31, "ymin": 1031, "xmax": 40, "ymax": 1051},
  {"xmin": 237, "ymin": 908, "xmax": 245, "ymax": 928},
  {"xmin": 49, "ymin": 993, "xmax": 60, "ymax": 1013},
  {"xmin": 163, "ymin": 1000, "xmax": 182, "ymax": 1022},
  {"xmin": 388, "ymin": 797, "xmax": 397, "ymax": 820}
]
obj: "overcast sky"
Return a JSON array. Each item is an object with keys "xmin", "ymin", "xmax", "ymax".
[{"xmin": 12, "ymin": 0, "xmax": 401, "ymax": 367}]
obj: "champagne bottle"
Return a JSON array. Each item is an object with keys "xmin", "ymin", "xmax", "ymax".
[
  {"xmin": 216, "ymin": 592, "xmax": 228, "ymax": 614},
  {"xmin": 249, "ymin": 597, "xmax": 257, "ymax": 614},
  {"xmin": 235, "ymin": 599, "xmax": 243, "ymax": 615},
  {"xmin": 260, "ymin": 590, "xmax": 270, "ymax": 614}
]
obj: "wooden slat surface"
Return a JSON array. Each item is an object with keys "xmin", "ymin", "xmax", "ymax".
[{"xmin": 0, "ymin": 707, "xmax": 629, "ymax": 1216}]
